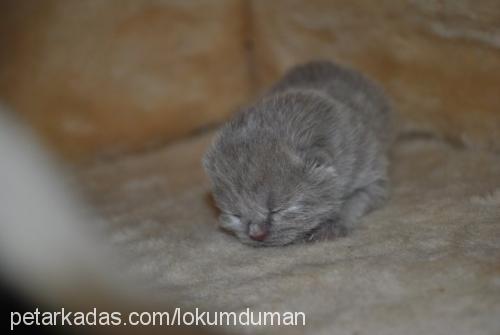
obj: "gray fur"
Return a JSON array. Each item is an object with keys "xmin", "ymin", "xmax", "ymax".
[{"xmin": 203, "ymin": 61, "xmax": 393, "ymax": 246}]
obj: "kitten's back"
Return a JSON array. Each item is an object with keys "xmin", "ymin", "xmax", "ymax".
[{"xmin": 270, "ymin": 61, "xmax": 392, "ymax": 147}]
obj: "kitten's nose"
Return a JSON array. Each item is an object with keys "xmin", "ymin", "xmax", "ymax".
[{"xmin": 248, "ymin": 222, "xmax": 269, "ymax": 241}]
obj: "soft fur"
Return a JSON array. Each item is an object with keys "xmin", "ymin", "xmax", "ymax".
[
  {"xmin": 203, "ymin": 61, "xmax": 393, "ymax": 246},
  {"xmin": 80, "ymin": 129, "xmax": 500, "ymax": 335}
]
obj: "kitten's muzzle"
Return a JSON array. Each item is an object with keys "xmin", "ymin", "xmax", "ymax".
[{"xmin": 248, "ymin": 222, "xmax": 269, "ymax": 241}]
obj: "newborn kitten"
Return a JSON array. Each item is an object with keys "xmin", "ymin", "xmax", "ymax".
[{"xmin": 203, "ymin": 61, "xmax": 392, "ymax": 247}]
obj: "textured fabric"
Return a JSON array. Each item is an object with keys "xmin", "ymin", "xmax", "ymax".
[{"xmin": 82, "ymin": 131, "xmax": 500, "ymax": 334}]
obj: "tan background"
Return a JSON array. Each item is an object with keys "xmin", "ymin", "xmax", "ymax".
[{"xmin": 1, "ymin": 0, "xmax": 499, "ymax": 162}]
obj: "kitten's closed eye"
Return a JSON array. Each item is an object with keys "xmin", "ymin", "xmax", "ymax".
[
  {"xmin": 219, "ymin": 213, "xmax": 242, "ymax": 231},
  {"xmin": 269, "ymin": 209, "xmax": 282, "ymax": 215}
]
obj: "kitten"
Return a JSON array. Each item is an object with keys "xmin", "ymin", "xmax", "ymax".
[{"xmin": 203, "ymin": 61, "xmax": 392, "ymax": 247}]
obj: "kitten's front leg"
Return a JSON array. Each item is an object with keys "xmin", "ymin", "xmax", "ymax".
[
  {"xmin": 339, "ymin": 178, "xmax": 389, "ymax": 230},
  {"xmin": 306, "ymin": 219, "xmax": 347, "ymax": 242},
  {"xmin": 307, "ymin": 178, "xmax": 388, "ymax": 242}
]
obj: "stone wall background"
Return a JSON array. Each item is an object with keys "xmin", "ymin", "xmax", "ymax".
[{"xmin": 1, "ymin": 0, "xmax": 499, "ymax": 161}]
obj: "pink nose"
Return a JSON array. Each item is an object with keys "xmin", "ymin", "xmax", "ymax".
[{"xmin": 248, "ymin": 223, "xmax": 269, "ymax": 241}]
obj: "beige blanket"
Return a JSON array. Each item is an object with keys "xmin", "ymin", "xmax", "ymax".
[{"xmin": 82, "ymin": 131, "xmax": 500, "ymax": 335}]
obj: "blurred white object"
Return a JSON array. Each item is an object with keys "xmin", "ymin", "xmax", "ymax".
[{"xmin": 0, "ymin": 104, "xmax": 119, "ymax": 306}]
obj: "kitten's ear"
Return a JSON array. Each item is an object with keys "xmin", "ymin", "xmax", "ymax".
[
  {"xmin": 288, "ymin": 147, "xmax": 337, "ymax": 178},
  {"xmin": 202, "ymin": 153, "xmax": 212, "ymax": 172},
  {"xmin": 202, "ymin": 148, "xmax": 217, "ymax": 175},
  {"xmin": 303, "ymin": 149, "xmax": 337, "ymax": 178}
]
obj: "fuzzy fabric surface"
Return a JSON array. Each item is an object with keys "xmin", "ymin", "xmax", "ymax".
[{"xmin": 81, "ymin": 131, "xmax": 500, "ymax": 335}]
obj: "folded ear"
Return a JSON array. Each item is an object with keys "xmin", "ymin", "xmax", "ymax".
[
  {"xmin": 305, "ymin": 147, "xmax": 333, "ymax": 167},
  {"xmin": 288, "ymin": 146, "xmax": 337, "ymax": 178},
  {"xmin": 306, "ymin": 158, "xmax": 337, "ymax": 179}
]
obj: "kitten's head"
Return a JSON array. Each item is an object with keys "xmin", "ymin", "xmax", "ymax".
[{"xmin": 203, "ymin": 132, "xmax": 341, "ymax": 247}]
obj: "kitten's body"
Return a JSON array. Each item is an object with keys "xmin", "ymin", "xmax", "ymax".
[{"xmin": 204, "ymin": 61, "xmax": 392, "ymax": 246}]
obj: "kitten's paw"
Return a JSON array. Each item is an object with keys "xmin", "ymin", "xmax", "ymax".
[{"xmin": 306, "ymin": 222, "xmax": 347, "ymax": 242}]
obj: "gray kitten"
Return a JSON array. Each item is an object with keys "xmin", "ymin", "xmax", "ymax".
[{"xmin": 203, "ymin": 61, "xmax": 392, "ymax": 247}]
